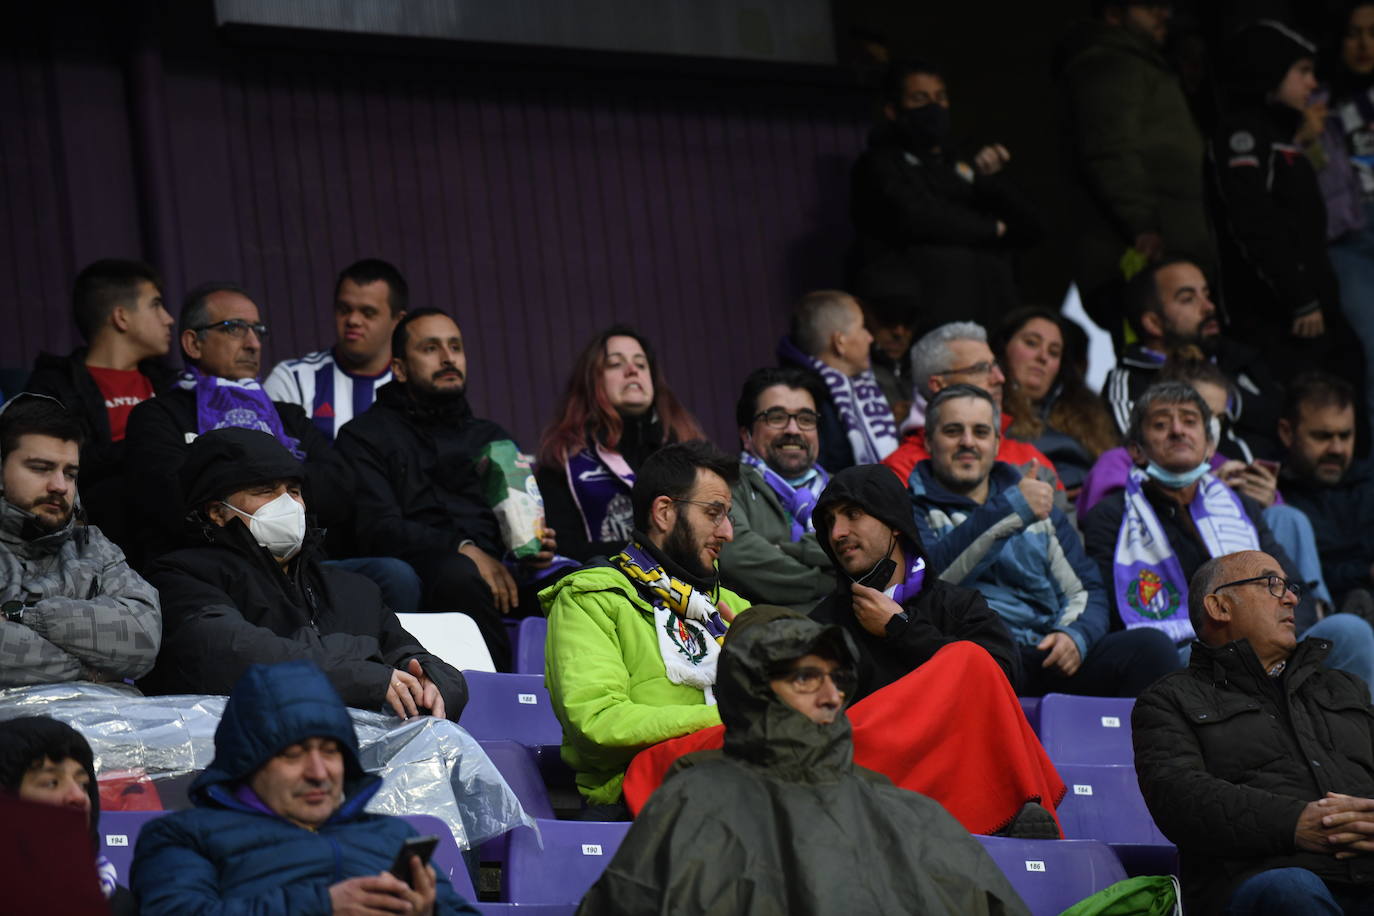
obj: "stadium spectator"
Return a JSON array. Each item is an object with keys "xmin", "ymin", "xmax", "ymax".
[
  {"xmin": 26, "ymin": 258, "xmax": 174, "ymax": 537},
  {"xmin": 776, "ymin": 290, "xmax": 898, "ymax": 471},
  {"xmin": 1082, "ymin": 381, "xmax": 1374, "ymax": 684},
  {"xmin": 0, "ymin": 394, "xmax": 160, "ymax": 688},
  {"xmin": 718, "ymin": 368, "xmax": 836, "ymax": 610},
  {"xmin": 264, "ymin": 258, "xmax": 406, "ymax": 440},
  {"xmin": 537, "ymin": 325, "xmax": 704, "ymax": 563},
  {"xmin": 882, "ymin": 321, "xmax": 1063, "ymax": 492},
  {"xmin": 1134, "ymin": 550, "xmax": 1374, "ymax": 914},
  {"xmin": 864, "ymin": 295, "xmax": 919, "ymax": 424},
  {"xmin": 849, "ymin": 59, "xmax": 1042, "ymax": 335},
  {"xmin": 131, "ymin": 660, "xmax": 477, "ymax": 915},
  {"xmin": 1100, "ymin": 258, "xmax": 1283, "ymax": 458},
  {"xmin": 911, "ymin": 385, "xmax": 1177, "ymax": 696},
  {"xmin": 540, "ymin": 441, "xmax": 749, "ymax": 817},
  {"xmin": 579, "ymin": 613, "xmax": 1031, "ymax": 916},
  {"xmin": 991, "ymin": 307, "xmax": 1119, "ymax": 496},
  {"xmin": 0, "ymin": 716, "xmax": 135, "ymax": 914},
  {"xmin": 141, "ymin": 427, "xmax": 466, "ymax": 720},
  {"xmin": 1055, "ymin": 0, "xmax": 1215, "ymax": 336}
]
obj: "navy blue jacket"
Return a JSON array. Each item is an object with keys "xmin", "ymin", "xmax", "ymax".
[{"xmin": 131, "ymin": 660, "xmax": 477, "ymax": 915}]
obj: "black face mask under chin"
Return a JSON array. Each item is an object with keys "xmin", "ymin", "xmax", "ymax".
[
  {"xmin": 849, "ymin": 533, "xmax": 898, "ymax": 590},
  {"xmin": 894, "ymin": 103, "xmax": 951, "ymax": 156}
]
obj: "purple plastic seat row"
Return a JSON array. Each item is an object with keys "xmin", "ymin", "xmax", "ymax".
[
  {"xmin": 1037, "ymin": 693, "xmax": 1137, "ymax": 766},
  {"xmin": 1053, "ymin": 763, "xmax": 1178, "ymax": 877},
  {"xmin": 502, "ymin": 818, "xmax": 632, "ymax": 906},
  {"xmin": 514, "ymin": 617, "xmax": 548, "ymax": 676},
  {"xmin": 975, "ymin": 834, "xmax": 1128, "ymax": 916}
]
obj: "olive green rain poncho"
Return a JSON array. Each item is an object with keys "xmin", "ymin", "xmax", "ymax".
[{"xmin": 577, "ymin": 614, "xmax": 1030, "ymax": 916}]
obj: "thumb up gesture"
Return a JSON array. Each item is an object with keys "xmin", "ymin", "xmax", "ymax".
[{"xmin": 1017, "ymin": 459, "xmax": 1054, "ymax": 521}]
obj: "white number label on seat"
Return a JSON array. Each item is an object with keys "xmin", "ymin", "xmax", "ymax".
[
  {"xmin": 1100, "ymin": 716, "xmax": 1121, "ymax": 728},
  {"xmin": 1074, "ymin": 784, "xmax": 1093, "ymax": 795},
  {"xmin": 517, "ymin": 693, "xmax": 537, "ymax": 705},
  {"xmin": 106, "ymin": 835, "xmax": 129, "ymax": 847},
  {"xmin": 581, "ymin": 844, "xmax": 604, "ymax": 856},
  {"xmin": 1024, "ymin": 860, "xmax": 1046, "ymax": 872}
]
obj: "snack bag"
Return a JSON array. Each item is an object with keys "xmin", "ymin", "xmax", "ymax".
[{"xmin": 477, "ymin": 440, "xmax": 545, "ymax": 559}]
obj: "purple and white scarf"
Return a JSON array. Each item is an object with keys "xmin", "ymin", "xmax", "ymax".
[
  {"xmin": 178, "ymin": 368, "xmax": 305, "ymax": 459},
  {"xmin": 739, "ymin": 452, "xmax": 828, "ymax": 542},
  {"xmin": 889, "ymin": 551, "xmax": 928, "ymax": 605},
  {"xmin": 566, "ymin": 442, "xmax": 636, "ymax": 544},
  {"xmin": 1113, "ymin": 468, "xmax": 1259, "ymax": 643},
  {"xmin": 777, "ymin": 336, "xmax": 899, "ymax": 464}
]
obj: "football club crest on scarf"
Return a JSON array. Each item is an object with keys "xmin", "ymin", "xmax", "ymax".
[{"xmin": 1125, "ymin": 570, "xmax": 1181, "ymax": 621}]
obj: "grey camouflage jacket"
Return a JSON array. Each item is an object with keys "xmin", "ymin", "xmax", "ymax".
[{"xmin": 0, "ymin": 496, "xmax": 161, "ymax": 686}]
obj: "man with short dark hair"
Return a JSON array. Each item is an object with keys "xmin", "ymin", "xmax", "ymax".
[
  {"xmin": 1100, "ymin": 258, "xmax": 1282, "ymax": 459},
  {"xmin": 265, "ymin": 258, "xmax": 408, "ymax": 440},
  {"xmin": 0, "ymin": 394, "xmax": 161, "ymax": 687},
  {"xmin": 541, "ymin": 440, "xmax": 751, "ymax": 814},
  {"xmin": 131, "ymin": 660, "xmax": 477, "ymax": 914},
  {"xmin": 776, "ymin": 289, "xmax": 898, "ymax": 471},
  {"xmin": 718, "ymin": 367, "xmax": 835, "ymax": 609},
  {"xmin": 912, "ymin": 385, "xmax": 1177, "ymax": 696},
  {"xmin": 1135, "ymin": 549, "xmax": 1374, "ymax": 914}
]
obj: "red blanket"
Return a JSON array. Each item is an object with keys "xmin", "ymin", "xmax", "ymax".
[{"xmin": 623, "ymin": 641, "xmax": 1065, "ymax": 835}]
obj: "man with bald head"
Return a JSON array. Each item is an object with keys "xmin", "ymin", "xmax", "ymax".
[{"xmin": 1134, "ymin": 549, "xmax": 1374, "ymax": 914}]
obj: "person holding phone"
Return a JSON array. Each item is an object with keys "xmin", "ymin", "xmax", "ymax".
[{"xmin": 131, "ymin": 659, "xmax": 477, "ymax": 915}]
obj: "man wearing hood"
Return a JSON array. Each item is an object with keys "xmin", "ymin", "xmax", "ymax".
[
  {"xmin": 579, "ymin": 612, "xmax": 1031, "ymax": 916},
  {"xmin": 140, "ymin": 427, "xmax": 466, "ymax": 721},
  {"xmin": 0, "ymin": 393, "xmax": 161, "ymax": 688},
  {"xmin": 540, "ymin": 440, "xmax": 751, "ymax": 816},
  {"xmin": 335, "ymin": 308, "xmax": 559, "ymax": 670},
  {"xmin": 131, "ymin": 659, "xmax": 478, "ymax": 914},
  {"xmin": 849, "ymin": 60, "xmax": 1043, "ymax": 335}
]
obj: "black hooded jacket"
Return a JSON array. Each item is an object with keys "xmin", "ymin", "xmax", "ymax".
[{"xmin": 807, "ymin": 464, "xmax": 1019, "ymax": 698}]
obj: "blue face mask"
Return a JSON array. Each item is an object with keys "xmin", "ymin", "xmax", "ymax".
[{"xmin": 1144, "ymin": 460, "xmax": 1211, "ymax": 489}]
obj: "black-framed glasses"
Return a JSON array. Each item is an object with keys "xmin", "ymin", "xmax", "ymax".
[
  {"xmin": 194, "ymin": 319, "xmax": 268, "ymax": 339},
  {"xmin": 753, "ymin": 407, "xmax": 820, "ymax": 431},
  {"xmin": 774, "ymin": 665, "xmax": 858, "ymax": 696},
  {"xmin": 1211, "ymin": 574, "xmax": 1304, "ymax": 600},
  {"xmin": 670, "ymin": 498, "xmax": 734, "ymax": 529},
  {"xmin": 934, "ymin": 359, "xmax": 1000, "ymax": 378}
]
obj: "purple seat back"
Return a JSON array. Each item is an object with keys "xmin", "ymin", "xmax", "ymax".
[
  {"xmin": 1038, "ymin": 694, "xmax": 1136, "ymax": 765},
  {"xmin": 1019, "ymin": 696, "xmax": 1041, "ymax": 734},
  {"xmin": 478, "ymin": 739, "xmax": 555, "ymax": 820},
  {"xmin": 515, "ymin": 617, "xmax": 548, "ymax": 675},
  {"xmin": 1054, "ymin": 764, "xmax": 1178, "ymax": 876},
  {"xmin": 403, "ymin": 814, "xmax": 477, "ymax": 901},
  {"xmin": 503, "ymin": 818, "xmax": 632, "ymax": 904},
  {"xmin": 975, "ymin": 835, "xmax": 1127, "ymax": 916},
  {"xmin": 460, "ymin": 672, "xmax": 563, "ymax": 754},
  {"xmin": 99, "ymin": 810, "xmax": 166, "ymax": 888}
]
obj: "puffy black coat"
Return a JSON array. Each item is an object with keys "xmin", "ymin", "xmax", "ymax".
[
  {"xmin": 1134, "ymin": 637, "xmax": 1374, "ymax": 913},
  {"xmin": 577, "ymin": 615, "xmax": 1030, "ymax": 916},
  {"xmin": 141, "ymin": 521, "xmax": 466, "ymax": 718},
  {"xmin": 808, "ymin": 464, "xmax": 1019, "ymax": 696}
]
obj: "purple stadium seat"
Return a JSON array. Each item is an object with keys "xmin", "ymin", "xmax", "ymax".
[
  {"xmin": 503, "ymin": 818, "xmax": 632, "ymax": 905},
  {"xmin": 1054, "ymin": 763, "xmax": 1178, "ymax": 876},
  {"xmin": 1037, "ymin": 694, "xmax": 1136, "ymax": 765},
  {"xmin": 1019, "ymin": 696, "xmax": 1041, "ymax": 734},
  {"xmin": 515, "ymin": 617, "xmax": 548, "ymax": 675},
  {"xmin": 975, "ymin": 835, "xmax": 1128, "ymax": 916},
  {"xmin": 478, "ymin": 739, "xmax": 555, "ymax": 820},
  {"xmin": 403, "ymin": 813, "xmax": 478, "ymax": 901},
  {"xmin": 99, "ymin": 810, "xmax": 166, "ymax": 887},
  {"xmin": 460, "ymin": 672, "xmax": 564, "ymax": 758},
  {"xmin": 477, "ymin": 905, "xmax": 576, "ymax": 915}
]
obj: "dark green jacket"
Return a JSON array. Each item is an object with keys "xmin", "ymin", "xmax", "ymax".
[
  {"xmin": 718, "ymin": 464, "xmax": 835, "ymax": 610},
  {"xmin": 577, "ymin": 617, "xmax": 1029, "ymax": 916}
]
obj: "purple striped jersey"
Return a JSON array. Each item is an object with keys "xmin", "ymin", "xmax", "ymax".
[{"xmin": 264, "ymin": 348, "xmax": 390, "ymax": 439}]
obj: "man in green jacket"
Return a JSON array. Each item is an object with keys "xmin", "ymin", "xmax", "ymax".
[
  {"xmin": 719, "ymin": 367, "xmax": 836, "ymax": 610},
  {"xmin": 541, "ymin": 441, "xmax": 751, "ymax": 815}
]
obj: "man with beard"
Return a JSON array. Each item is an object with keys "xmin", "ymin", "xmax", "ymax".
[
  {"xmin": 0, "ymin": 394, "xmax": 160, "ymax": 687},
  {"xmin": 540, "ymin": 441, "xmax": 750, "ymax": 817},
  {"xmin": 718, "ymin": 368, "xmax": 836, "ymax": 610},
  {"xmin": 335, "ymin": 309, "xmax": 558, "ymax": 670},
  {"xmin": 910, "ymin": 385, "xmax": 1178, "ymax": 696},
  {"xmin": 1102, "ymin": 259, "xmax": 1283, "ymax": 458}
]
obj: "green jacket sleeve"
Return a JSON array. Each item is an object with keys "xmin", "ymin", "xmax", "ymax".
[{"xmin": 719, "ymin": 477, "xmax": 835, "ymax": 607}]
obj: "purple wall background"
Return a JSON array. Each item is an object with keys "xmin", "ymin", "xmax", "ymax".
[{"xmin": 0, "ymin": 9, "xmax": 871, "ymax": 447}]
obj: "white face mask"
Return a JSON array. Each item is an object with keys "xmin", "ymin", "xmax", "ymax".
[{"xmin": 222, "ymin": 492, "xmax": 306, "ymax": 560}]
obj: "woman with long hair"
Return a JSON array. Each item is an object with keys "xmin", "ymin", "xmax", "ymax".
[
  {"xmin": 537, "ymin": 326, "xmax": 705, "ymax": 562},
  {"xmin": 990, "ymin": 307, "xmax": 1118, "ymax": 498}
]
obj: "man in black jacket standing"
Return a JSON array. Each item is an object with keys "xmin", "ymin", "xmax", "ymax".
[
  {"xmin": 142, "ymin": 428, "xmax": 466, "ymax": 721},
  {"xmin": 808, "ymin": 463, "xmax": 1019, "ymax": 699},
  {"xmin": 1135, "ymin": 549, "xmax": 1374, "ymax": 914}
]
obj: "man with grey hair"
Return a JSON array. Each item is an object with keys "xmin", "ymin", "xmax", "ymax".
[
  {"xmin": 776, "ymin": 289, "xmax": 897, "ymax": 471},
  {"xmin": 1083, "ymin": 381, "xmax": 1374, "ymax": 683},
  {"xmin": 1134, "ymin": 549, "xmax": 1374, "ymax": 914},
  {"xmin": 883, "ymin": 320, "xmax": 1062, "ymax": 492},
  {"xmin": 124, "ymin": 282, "xmax": 352, "ymax": 563}
]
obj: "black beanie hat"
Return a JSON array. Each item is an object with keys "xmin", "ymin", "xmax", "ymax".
[
  {"xmin": 179, "ymin": 427, "xmax": 304, "ymax": 511},
  {"xmin": 1224, "ymin": 19, "xmax": 1316, "ymax": 101},
  {"xmin": 0, "ymin": 716, "xmax": 100, "ymax": 850}
]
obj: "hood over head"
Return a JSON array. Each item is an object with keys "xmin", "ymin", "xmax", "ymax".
[
  {"xmin": 717, "ymin": 610, "xmax": 858, "ymax": 780},
  {"xmin": 179, "ymin": 427, "xmax": 305, "ymax": 512},
  {"xmin": 812, "ymin": 464, "xmax": 927, "ymax": 571}
]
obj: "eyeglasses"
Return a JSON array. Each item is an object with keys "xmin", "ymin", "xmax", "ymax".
[
  {"xmin": 194, "ymin": 319, "xmax": 268, "ymax": 339},
  {"xmin": 753, "ymin": 407, "xmax": 820, "ymax": 431},
  {"xmin": 1211, "ymin": 574, "xmax": 1304, "ymax": 600},
  {"xmin": 774, "ymin": 665, "xmax": 858, "ymax": 696},
  {"xmin": 934, "ymin": 359, "xmax": 1000, "ymax": 378},
  {"xmin": 670, "ymin": 498, "xmax": 734, "ymax": 529}
]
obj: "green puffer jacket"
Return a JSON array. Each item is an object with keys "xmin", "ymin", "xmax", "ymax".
[
  {"xmin": 718, "ymin": 464, "xmax": 835, "ymax": 610},
  {"xmin": 577, "ymin": 616, "xmax": 1030, "ymax": 915},
  {"xmin": 541, "ymin": 564, "xmax": 750, "ymax": 805}
]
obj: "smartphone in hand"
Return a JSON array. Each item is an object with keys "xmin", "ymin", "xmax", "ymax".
[
  {"xmin": 389, "ymin": 835, "xmax": 439, "ymax": 888},
  {"xmin": 1251, "ymin": 459, "xmax": 1281, "ymax": 475}
]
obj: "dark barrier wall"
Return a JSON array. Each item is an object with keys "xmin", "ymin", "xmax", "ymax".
[{"xmin": 0, "ymin": 3, "xmax": 871, "ymax": 447}]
